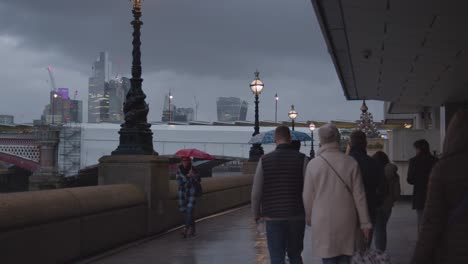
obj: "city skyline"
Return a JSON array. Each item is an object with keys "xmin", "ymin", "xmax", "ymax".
[{"xmin": 0, "ymin": 0, "xmax": 383, "ymax": 124}]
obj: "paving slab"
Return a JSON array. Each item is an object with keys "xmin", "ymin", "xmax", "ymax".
[{"xmin": 87, "ymin": 202, "xmax": 417, "ymax": 264}]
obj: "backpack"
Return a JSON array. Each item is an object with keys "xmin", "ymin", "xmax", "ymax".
[{"xmin": 376, "ymin": 172, "xmax": 389, "ymax": 207}]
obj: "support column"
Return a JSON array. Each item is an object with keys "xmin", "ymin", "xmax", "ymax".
[
  {"xmin": 30, "ymin": 125, "xmax": 61, "ymax": 190},
  {"xmin": 98, "ymin": 155, "xmax": 170, "ymax": 234}
]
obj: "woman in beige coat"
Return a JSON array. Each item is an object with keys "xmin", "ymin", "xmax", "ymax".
[{"xmin": 303, "ymin": 124, "xmax": 372, "ymax": 264}]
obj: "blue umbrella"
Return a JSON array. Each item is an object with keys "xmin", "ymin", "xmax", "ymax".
[{"xmin": 248, "ymin": 130, "xmax": 312, "ymax": 144}]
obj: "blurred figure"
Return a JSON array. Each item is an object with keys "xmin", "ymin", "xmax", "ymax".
[
  {"xmin": 348, "ymin": 130, "xmax": 387, "ymax": 245},
  {"xmin": 291, "ymin": 139, "xmax": 301, "ymax": 152},
  {"xmin": 407, "ymin": 139, "xmax": 438, "ymax": 228},
  {"xmin": 372, "ymin": 151, "xmax": 401, "ymax": 251},
  {"xmin": 176, "ymin": 156, "xmax": 201, "ymax": 238},
  {"xmin": 303, "ymin": 124, "xmax": 371, "ymax": 264},
  {"xmin": 412, "ymin": 110, "xmax": 468, "ymax": 264},
  {"xmin": 251, "ymin": 126, "xmax": 309, "ymax": 264}
]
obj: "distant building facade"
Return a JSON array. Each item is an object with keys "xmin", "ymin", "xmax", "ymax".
[
  {"xmin": 161, "ymin": 94, "xmax": 194, "ymax": 122},
  {"xmin": 107, "ymin": 76, "xmax": 130, "ymax": 123},
  {"xmin": 0, "ymin": 115, "xmax": 14, "ymax": 125},
  {"xmin": 88, "ymin": 52, "xmax": 130, "ymax": 123},
  {"xmin": 174, "ymin": 108, "xmax": 194, "ymax": 122},
  {"xmin": 88, "ymin": 51, "xmax": 111, "ymax": 123},
  {"xmin": 161, "ymin": 94, "xmax": 176, "ymax": 122},
  {"xmin": 42, "ymin": 89, "xmax": 83, "ymax": 124},
  {"xmin": 216, "ymin": 97, "xmax": 248, "ymax": 122}
]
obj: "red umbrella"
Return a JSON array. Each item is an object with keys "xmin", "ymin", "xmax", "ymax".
[{"xmin": 175, "ymin": 148, "xmax": 215, "ymax": 160}]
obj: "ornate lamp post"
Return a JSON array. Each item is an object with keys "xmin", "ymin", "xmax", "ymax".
[
  {"xmin": 288, "ymin": 105, "xmax": 298, "ymax": 131},
  {"xmin": 112, "ymin": 0, "xmax": 156, "ymax": 155},
  {"xmin": 249, "ymin": 70, "xmax": 264, "ymax": 161},
  {"xmin": 309, "ymin": 122, "xmax": 316, "ymax": 158},
  {"xmin": 274, "ymin": 93, "xmax": 279, "ymax": 123}
]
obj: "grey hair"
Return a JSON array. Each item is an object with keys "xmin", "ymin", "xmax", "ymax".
[{"xmin": 318, "ymin": 124, "xmax": 341, "ymax": 145}]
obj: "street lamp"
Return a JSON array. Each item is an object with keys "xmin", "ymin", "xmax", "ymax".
[
  {"xmin": 309, "ymin": 122, "xmax": 316, "ymax": 158},
  {"xmin": 288, "ymin": 105, "xmax": 298, "ymax": 131},
  {"xmin": 249, "ymin": 70, "xmax": 264, "ymax": 161},
  {"xmin": 168, "ymin": 92, "xmax": 173, "ymax": 122},
  {"xmin": 51, "ymin": 93, "xmax": 58, "ymax": 125},
  {"xmin": 112, "ymin": 0, "xmax": 156, "ymax": 155},
  {"xmin": 274, "ymin": 93, "xmax": 279, "ymax": 123}
]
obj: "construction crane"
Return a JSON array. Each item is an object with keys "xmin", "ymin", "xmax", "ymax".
[{"xmin": 47, "ymin": 66, "xmax": 57, "ymax": 92}]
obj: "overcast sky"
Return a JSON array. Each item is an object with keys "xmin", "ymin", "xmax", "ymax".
[{"xmin": 0, "ymin": 0, "xmax": 383, "ymax": 124}]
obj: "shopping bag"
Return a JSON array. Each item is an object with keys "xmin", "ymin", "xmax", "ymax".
[{"xmin": 351, "ymin": 248, "xmax": 392, "ymax": 264}]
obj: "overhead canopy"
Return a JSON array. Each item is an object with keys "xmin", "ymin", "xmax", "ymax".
[{"xmin": 312, "ymin": 0, "xmax": 468, "ymax": 110}]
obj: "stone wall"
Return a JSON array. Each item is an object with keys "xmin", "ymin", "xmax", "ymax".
[
  {"xmin": 0, "ymin": 184, "xmax": 147, "ymax": 263},
  {"xmin": 0, "ymin": 171, "xmax": 254, "ymax": 263}
]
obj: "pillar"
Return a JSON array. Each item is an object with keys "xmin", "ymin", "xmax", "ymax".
[
  {"xmin": 98, "ymin": 155, "xmax": 170, "ymax": 234},
  {"xmin": 29, "ymin": 126, "xmax": 60, "ymax": 190}
]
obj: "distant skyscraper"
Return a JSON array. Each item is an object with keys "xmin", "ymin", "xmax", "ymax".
[
  {"xmin": 0, "ymin": 115, "xmax": 14, "ymax": 125},
  {"xmin": 162, "ymin": 94, "xmax": 176, "ymax": 122},
  {"xmin": 216, "ymin": 97, "xmax": 248, "ymax": 122},
  {"xmin": 69, "ymin": 100, "xmax": 83, "ymax": 123},
  {"xmin": 88, "ymin": 51, "xmax": 112, "ymax": 123},
  {"xmin": 107, "ymin": 76, "xmax": 130, "ymax": 122},
  {"xmin": 160, "ymin": 94, "xmax": 194, "ymax": 122},
  {"xmin": 42, "ymin": 89, "xmax": 83, "ymax": 124}
]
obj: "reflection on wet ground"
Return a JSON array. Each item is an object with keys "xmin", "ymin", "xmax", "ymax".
[{"xmin": 88, "ymin": 202, "xmax": 416, "ymax": 264}]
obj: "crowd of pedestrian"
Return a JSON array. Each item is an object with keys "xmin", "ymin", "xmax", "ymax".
[
  {"xmin": 174, "ymin": 110, "xmax": 467, "ymax": 263},
  {"xmin": 249, "ymin": 109, "xmax": 468, "ymax": 264}
]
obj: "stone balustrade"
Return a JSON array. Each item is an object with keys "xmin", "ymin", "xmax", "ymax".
[{"xmin": 0, "ymin": 166, "xmax": 254, "ymax": 263}]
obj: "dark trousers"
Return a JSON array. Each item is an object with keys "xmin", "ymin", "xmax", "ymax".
[
  {"xmin": 184, "ymin": 207, "xmax": 195, "ymax": 229},
  {"xmin": 266, "ymin": 219, "xmax": 305, "ymax": 264},
  {"xmin": 374, "ymin": 207, "xmax": 392, "ymax": 251}
]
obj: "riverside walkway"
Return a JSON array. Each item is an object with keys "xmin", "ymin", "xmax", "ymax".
[{"xmin": 83, "ymin": 202, "xmax": 417, "ymax": 264}]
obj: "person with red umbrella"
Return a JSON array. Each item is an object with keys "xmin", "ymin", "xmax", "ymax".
[{"xmin": 176, "ymin": 156, "xmax": 201, "ymax": 238}]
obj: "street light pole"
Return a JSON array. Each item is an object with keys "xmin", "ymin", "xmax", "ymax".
[
  {"xmin": 275, "ymin": 93, "xmax": 278, "ymax": 123},
  {"xmin": 249, "ymin": 71, "xmax": 264, "ymax": 161},
  {"xmin": 309, "ymin": 122, "xmax": 316, "ymax": 158},
  {"xmin": 52, "ymin": 93, "xmax": 58, "ymax": 125},
  {"xmin": 168, "ymin": 92, "xmax": 173, "ymax": 122},
  {"xmin": 112, "ymin": 0, "xmax": 156, "ymax": 155},
  {"xmin": 288, "ymin": 104, "xmax": 298, "ymax": 131}
]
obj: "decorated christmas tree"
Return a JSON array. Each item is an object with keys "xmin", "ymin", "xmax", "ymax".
[{"xmin": 357, "ymin": 100, "xmax": 380, "ymax": 138}]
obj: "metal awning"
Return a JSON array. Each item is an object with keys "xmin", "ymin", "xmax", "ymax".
[{"xmin": 311, "ymin": 0, "xmax": 468, "ymax": 108}]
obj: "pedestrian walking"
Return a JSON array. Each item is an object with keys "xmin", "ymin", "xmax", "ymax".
[
  {"xmin": 412, "ymin": 110, "xmax": 468, "ymax": 264},
  {"xmin": 348, "ymin": 130, "xmax": 387, "ymax": 244},
  {"xmin": 176, "ymin": 156, "xmax": 201, "ymax": 238},
  {"xmin": 372, "ymin": 151, "xmax": 401, "ymax": 251},
  {"xmin": 407, "ymin": 139, "xmax": 438, "ymax": 228},
  {"xmin": 303, "ymin": 124, "xmax": 372, "ymax": 264},
  {"xmin": 251, "ymin": 125, "xmax": 309, "ymax": 264}
]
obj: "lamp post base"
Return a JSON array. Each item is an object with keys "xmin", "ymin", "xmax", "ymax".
[
  {"xmin": 248, "ymin": 144, "xmax": 264, "ymax": 161},
  {"xmin": 112, "ymin": 127, "xmax": 158, "ymax": 155}
]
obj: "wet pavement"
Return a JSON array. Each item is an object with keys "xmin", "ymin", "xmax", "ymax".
[{"xmin": 86, "ymin": 202, "xmax": 417, "ymax": 264}]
